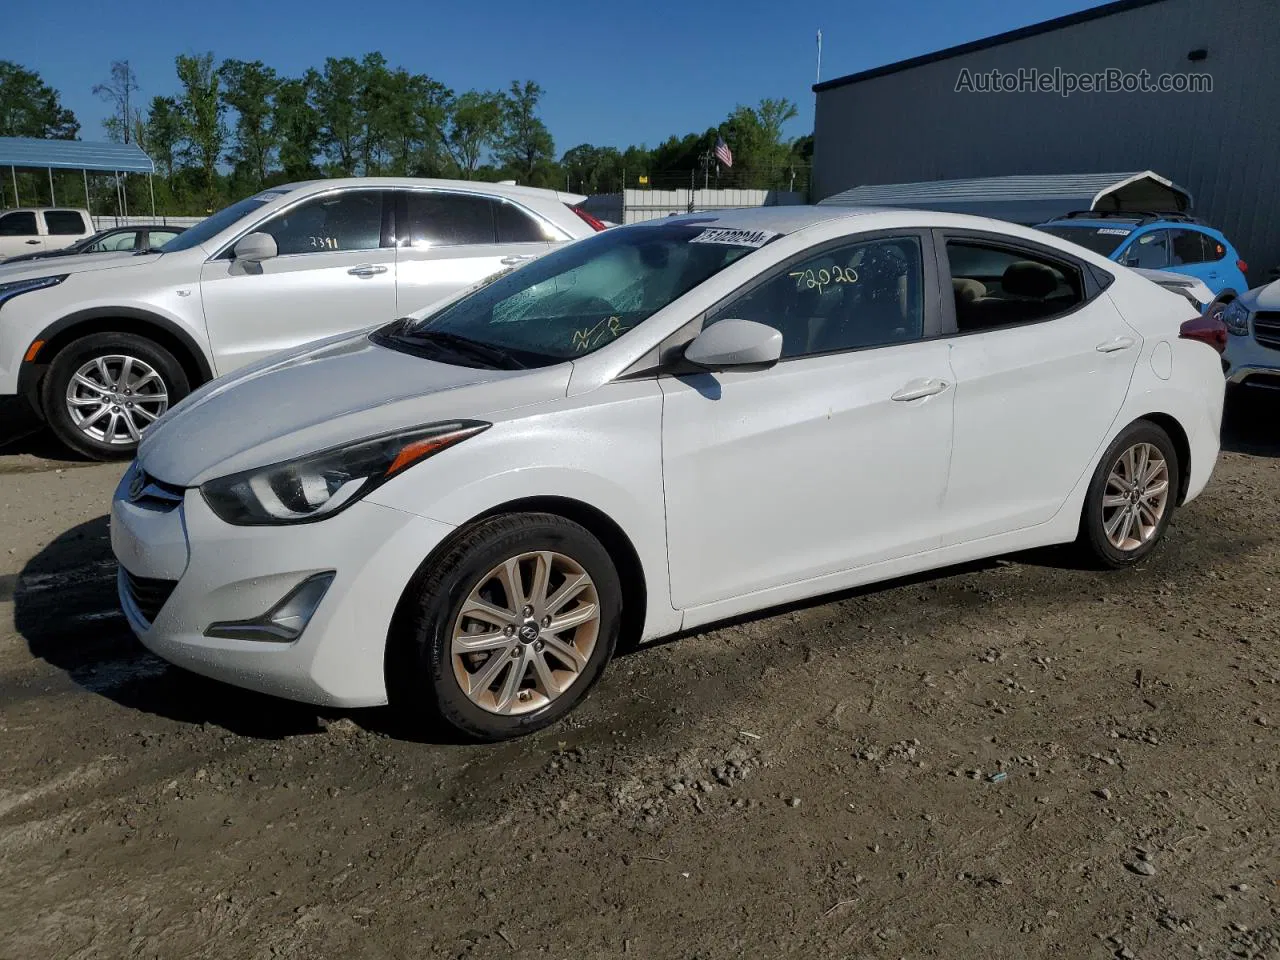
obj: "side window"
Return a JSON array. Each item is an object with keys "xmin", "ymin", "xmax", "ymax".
[
  {"xmin": 403, "ymin": 192, "xmax": 496, "ymax": 247},
  {"xmin": 945, "ymin": 239, "xmax": 1084, "ymax": 332},
  {"xmin": 0, "ymin": 212, "xmax": 38, "ymax": 236},
  {"xmin": 494, "ymin": 201, "xmax": 549, "ymax": 243},
  {"xmin": 1201, "ymin": 232, "xmax": 1227, "ymax": 262},
  {"xmin": 44, "ymin": 210, "xmax": 88, "ymax": 235},
  {"xmin": 1121, "ymin": 230, "xmax": 1169, "ymax": 269},
  {"xmin": 1169, "ymin": 229, "xmax": 1207, "ymax": 265},
  {"xmin": 257, "ymin": 191, "xmax": 384, "ymax": 256},
  {"xmin": 100, "ymin": 232, "xmax": 138, "ymax": 252},
  {"xmin": 146, "ymin": 230, "xmax": 180, "ymax": 249},
  {"xmin": 705, "ymin": 236, "xmax": 924, "ymax": 359}
]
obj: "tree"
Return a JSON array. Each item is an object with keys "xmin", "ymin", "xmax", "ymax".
[
  {"xmin": 174, "ymin": 53, "xmax": 226, "ymax": 209},
  {"xmin": 219, "ymin": 59, "xmax": 280, "ymax": 188},
  {"xmin": 723, "ymin": 97, "xmax": 799, "ymax": 184},
  {"xmin": 496, "ymin": 80, "xmax": 555, "ymax": 185},
  {"xmin": 143, "ymin": 96, "xmax": 181, "ymax": 178},
  {"xmin": 274, "ymin": 72, "xmax": 322, "ymax": 181},
  {"xmin": 93, "ymin": 60, "xmax": 140, "ymax": 143},
  {"xmin": 0, "ymin": 61, "xmax": 79, "ymax": 138},
  {"xmin": 445, "ymin": 90, "xmax": 504, "ymax": 178},
  {"xmin": 313, "ymin": 56, "xmax": 362, "ymax": 175},
  {"xmin": 561, "ymin": 143, "xmax": 623, "ymax": 194}
]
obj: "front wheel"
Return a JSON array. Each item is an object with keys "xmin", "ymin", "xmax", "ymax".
[
  {"xmin": 388, "ymin": 513, "xmax": 622, "ymax": 741},
  {"xmin": 1078, "ymin": 421, "xmax": 1180, "ymax": 568},
  {"xmin": 41, "ymin": 332, "xmax": 189, "ymax": 460}
]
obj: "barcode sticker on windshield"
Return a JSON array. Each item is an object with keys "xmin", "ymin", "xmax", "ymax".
[
  {"xmin": 1097, "ymin": 228, "xmax": 1132, "ymax": 236},
  {"xmin": 689, "ymin": 227, "xmax": 779, "ymax": 248}
]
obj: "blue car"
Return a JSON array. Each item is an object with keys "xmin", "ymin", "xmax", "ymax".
[{"xmin": 1037, "ymin": 211, "xmax": 1249, "ymax": 298}]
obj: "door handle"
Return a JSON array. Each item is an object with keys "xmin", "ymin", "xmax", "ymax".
[
  {"xmin": 25, "ymin": 239, "xmax": 40, "ymax": 245},
  {"xmin": 891, "ymin": 378, "xmax": 949, "ymax": 402},
  {"xmin": 500, "ymin": 254, "xmax": 536, "ymax": 266},
  {"xmin": 347, "ymin": 264, "xmax": 388, "ymax": 278},
  {"xmin": 1095, "ymin": 336, "xmax": 1136, "ymax": 353}
]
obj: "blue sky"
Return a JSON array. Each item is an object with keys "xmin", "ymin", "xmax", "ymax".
[{"xmin": 5, "ymin": 0, "xmax": 1102, "ymax": 152}]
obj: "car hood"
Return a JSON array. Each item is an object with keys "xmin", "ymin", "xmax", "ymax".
[
  {"xmin": 138, "ymin": 330, "xmax": 571, "ymax": 487},
  {"xmin": 0, "ymin": 250, "xmax": 159, "ymax": 279}
]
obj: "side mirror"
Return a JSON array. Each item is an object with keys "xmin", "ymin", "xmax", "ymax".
[
  {"xmin": 684, "ymin": 318, "xmax": 783, "ymax": 370},
  {"xmin": 233, "ymin": 232, "xmax": 277, "ymax": 263}
]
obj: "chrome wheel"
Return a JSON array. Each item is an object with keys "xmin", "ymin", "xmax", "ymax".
[
  {"xmin": 1102, "ymin": 442, "xmax": 1170, "ymax": 551},
  {"xmin": 65, "ymin": 354, "xmax": 168, "ymax": 445},
  {"xmin": 451, "ymin": 551, "xmax": 600, "ymax": 716}
]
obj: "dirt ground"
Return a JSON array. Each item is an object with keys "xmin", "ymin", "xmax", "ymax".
[{"xmin": 1, "ymin": 400, "xmax": 1278, "ymax": 960}]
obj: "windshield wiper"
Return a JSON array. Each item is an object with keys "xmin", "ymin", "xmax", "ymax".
[{"xmin": 406, "ymin": 330, "xmax": 526, "ymax": 369}]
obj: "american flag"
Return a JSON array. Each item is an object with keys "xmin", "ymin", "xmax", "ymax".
[{"xmin": 713, "ymin": 135, "xmax": 733, "ymax": 168}]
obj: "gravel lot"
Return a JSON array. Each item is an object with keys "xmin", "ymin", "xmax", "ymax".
[{"xmin": 2, "ymin": 400, "xmax": 1278, "ymax": 960}]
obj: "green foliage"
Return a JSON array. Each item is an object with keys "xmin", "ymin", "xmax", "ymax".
[
  {"xmin": 0, "ymin": 61, "xmax": 78, "ymax": 138},
  {"xmin": 446, "ymin": 91, "xmax": 504, "ymax": 178},
  {"xmin": 0, "ymin": 59, "xmax": 809, "ymax": 217},
  {"xmin": 495, "ymin": 81, "xmax": 556, "ymax": 186},
  {"xmin": 174, "ymin": 53, "xmax": 227, "ymax": 209},
  {"xmin": 219, "ymin": 59, "xmax": 280, "ymax": 188}
]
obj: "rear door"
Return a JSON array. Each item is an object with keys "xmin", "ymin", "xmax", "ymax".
[
  {"xmin": 394, "ymin": 190, "xmax": 553, "ymax": 315},
  {"xmin": 42, "ymin": 210, "xmax": 91, "ymax": 249},
  {"xmin": 199, "ymin": 188, "xmax": 397, "ymax": 373},
  {"xmin": 939, "ymin": 231, "xmax": 1140, "ymax": 544},
  {"xmin": 0, "ymin": 211, "xmax": 43, "ymax": 257}
]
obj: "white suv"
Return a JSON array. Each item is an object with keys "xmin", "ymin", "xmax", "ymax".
[
  {"xmin": 0, "ymin": 207, "xmax": 94, "ymax": 259},
  {"xmin": 0, "ymin": 179, "xmax": 600, "ymax": 458}
]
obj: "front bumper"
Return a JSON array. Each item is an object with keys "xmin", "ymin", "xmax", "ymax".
[
  {"xmin": 1224, "ymin": 332, "xmax": 1280, "ymax": 389},
  {"xmin": 110, "ymin": 468, "xmax": 456, "ymax": 707}
]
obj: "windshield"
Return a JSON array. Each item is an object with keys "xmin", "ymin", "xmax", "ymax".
[
  {"xmin": 1037, "ymin": 224, "xmax": 1134, "ymax": 257},
  {"xmin": 158, "ymin": 188, "xmax": 294, "ymax": 253},
  {"xmin": 382, "ymin": 222, "xmax": 770, "ymax": 368}
]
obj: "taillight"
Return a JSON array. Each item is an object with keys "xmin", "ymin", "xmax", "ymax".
[
  {"xmin": 568, "ymin": 205, "xmax": 608, "ymax": 232},
  {"xmin": 1179, "ymin": 313, "xmax": 1228, "ymax": 354},
  {"xmin": 1237, "ymin": 258, "xmax": 1248, "ymax": 274}
]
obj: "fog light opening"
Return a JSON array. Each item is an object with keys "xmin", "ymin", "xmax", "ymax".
[{"xmin": 204, "ymin": 571, "xmax": 336, "ymax": 643}]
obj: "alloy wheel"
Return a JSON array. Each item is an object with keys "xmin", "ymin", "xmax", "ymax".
[
  {"xmin": 451, "ymin": 551, "xmax": 600, "ymax": 715},
  {"xmin": 1102, "ymin": 442, "xmax": 1170, "ymax": 551},
  {"xmin": 65, "ymin": 354, "xmax": 169, "ymax": 446}
]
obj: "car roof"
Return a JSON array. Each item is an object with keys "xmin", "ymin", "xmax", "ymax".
[
  {"xmin": 272, "ymin": 177, "xmax": 588, "ymax": 205},
  {"xmin": 636, "ymin": 204, "xmax": 897, "ymax": 234}
]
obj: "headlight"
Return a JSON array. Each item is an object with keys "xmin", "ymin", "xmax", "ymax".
[
  {"xmin": 201, "ymin": 420, "xmax": 489, "ymax": 525},
  {"xmin": 1219, "ymin": 299, "xmax": 1251, "ymax": 336},
  {"xmin": 0, "ymin": 274, "xmax": 68, "ymax": 309}
]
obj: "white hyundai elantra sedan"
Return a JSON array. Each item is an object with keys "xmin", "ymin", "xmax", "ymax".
[{"xmin": 110, "ymin": 206, "xmax": 1227, "ymax": 740}]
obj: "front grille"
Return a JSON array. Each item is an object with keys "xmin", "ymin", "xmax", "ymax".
[
  {"xmin": 121, "ymin": 568, "xmax": 178, "ymax": 625},
  {"xmin": 1241, "ymin": 372, "xmax": 1280, "ymax": 391},
  {"xmin": 1254, "ymin": 311, "xmax": 1280, "ymax": 351}
]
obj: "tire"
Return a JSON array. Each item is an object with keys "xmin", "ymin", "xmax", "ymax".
[
  {"xmin": 41, "ymin": 332, "xmax": 190, "ymax": 461},
  {"xmin": 388, "ymin": 513, "xmax": 622, "ymax": 741},
  {"xmin": 1077, "ymin": 420, "xmax": 1181, "ymax": 569}
]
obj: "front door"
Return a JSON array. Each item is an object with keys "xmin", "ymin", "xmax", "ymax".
[
  {"xmin": 199, "ymin": 189, "xmax": 397, "ymax": 374},
  {"xmin": 0, "ymin": 211, "xmax": 43, "ymax": 258},
  {"xmin": 394, "ymin": 190, "xmax": 553, "ymax": 315},
  {"xmin": 661, "ymin": 232, "xmax": 954, "ymax": 611},
  {"xmin": 939, "ymin": 233, "xmax": 1140, "ymax": 544}
]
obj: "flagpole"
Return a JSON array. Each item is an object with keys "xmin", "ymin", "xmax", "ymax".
[{"xmin": 816, "ymin": 29, "xmax": 823, "ymax": 84}]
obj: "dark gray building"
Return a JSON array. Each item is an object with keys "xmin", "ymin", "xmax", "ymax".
[{"xmin": 812, "ymin": 0, "xmax": 1280, "ymax": 279}]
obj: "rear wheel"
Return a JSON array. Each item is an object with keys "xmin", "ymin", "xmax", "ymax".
[
  {"xmin": 1078, "ymin": 420, "xmax": 1180, "ymax": 568},
  {"xmin": 388, "ymin": 513, "xmax": 621, "ymax": 741},
  {"xmin": 41, "ymin": 332, "xmax": 189, "ymax": 461}
]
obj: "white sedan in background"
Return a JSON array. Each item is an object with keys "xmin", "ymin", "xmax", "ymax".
[{"xmin": 111, "ymin": 206, "xmax": 1227, "ymax": 740}]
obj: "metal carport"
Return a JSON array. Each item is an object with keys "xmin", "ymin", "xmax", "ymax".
[
  {"xmin": 818, "ymin": 171, "xmax": 1193, "ymax": 225},
  {"xmin": 0, "ymin": 136, "xmax": 157, "ymax": 221}
]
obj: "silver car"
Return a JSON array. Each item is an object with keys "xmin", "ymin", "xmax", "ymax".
[{"xmin": 1217, "ymin": 279, "xmax": 1280, "ymax": 393}]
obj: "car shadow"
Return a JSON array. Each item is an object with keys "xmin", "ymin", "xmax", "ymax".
[
  {"xmin": 1222, "ymin": 390, "xmax": 1280, "ymax": 457},
  {"xmin": 12, "ymin": 515, "xmax": 383, "ymax": 740}
]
